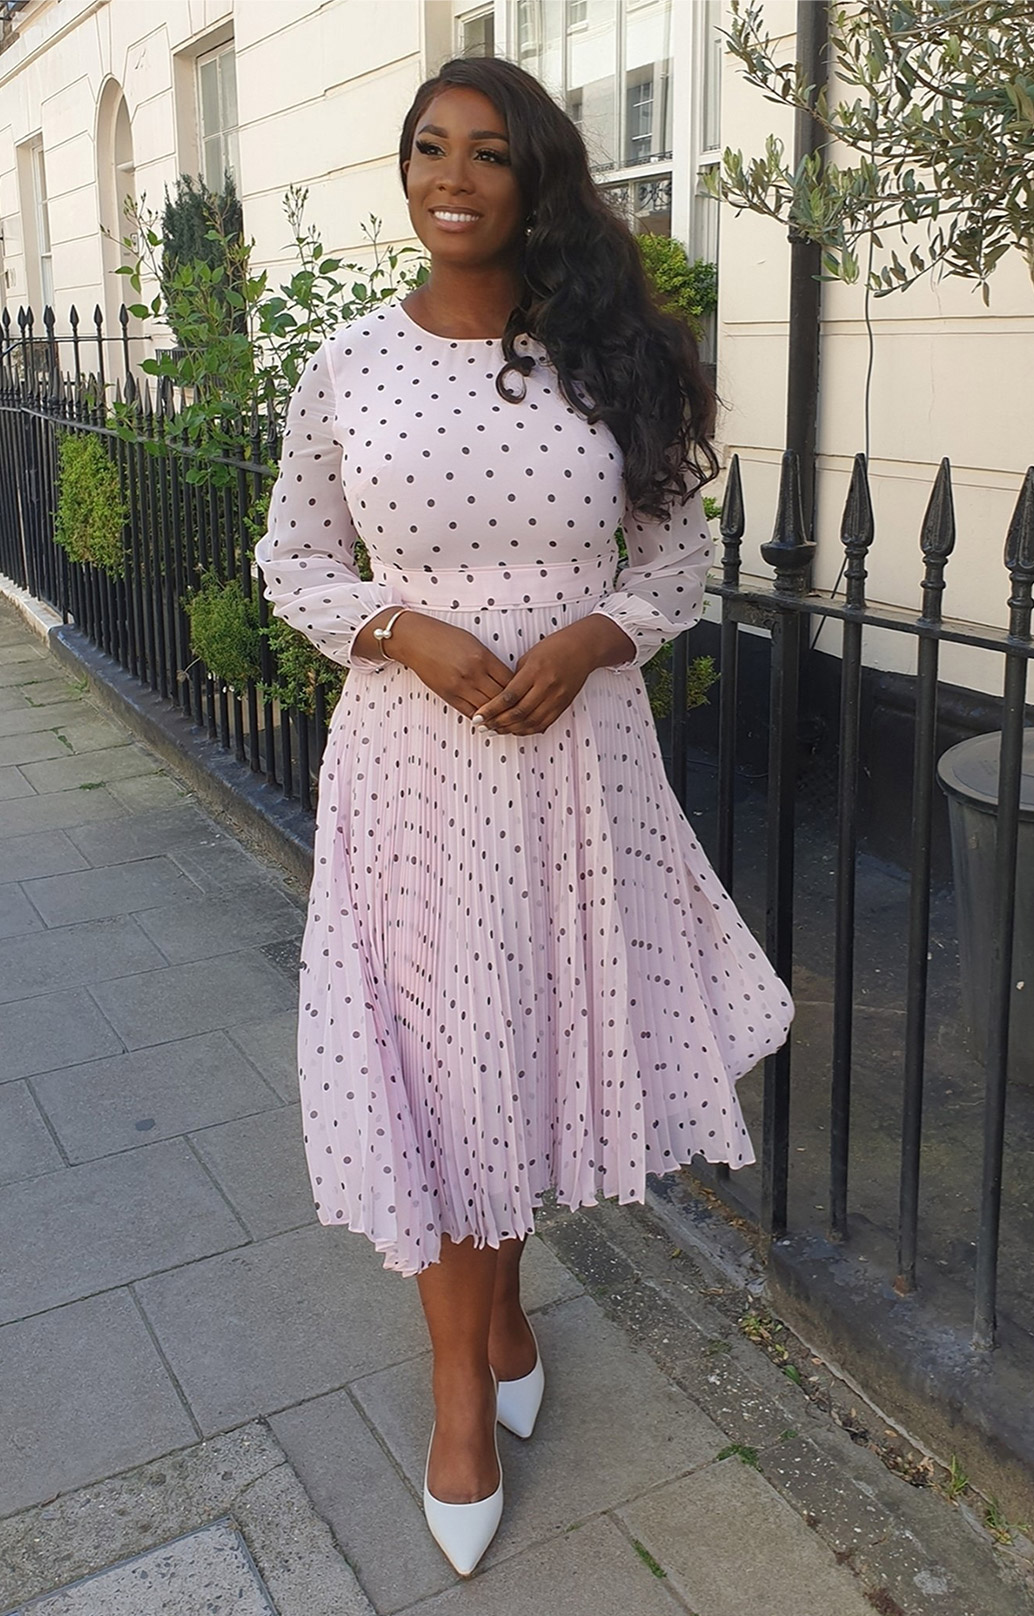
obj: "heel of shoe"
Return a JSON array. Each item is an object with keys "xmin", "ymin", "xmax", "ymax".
[{"xmin": 495, "ymin": 1322, "xmax": 544, "ymax": 1439}]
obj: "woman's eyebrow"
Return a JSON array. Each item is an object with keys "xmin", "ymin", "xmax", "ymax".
[{"xmin": 418, "ymin": 122, "xmax": 509, "ymax": 142}]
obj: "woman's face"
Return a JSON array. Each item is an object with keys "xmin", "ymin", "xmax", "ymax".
[{"xmin": 403, "ymin": 86, "xmax": 525, "ymax": 274}]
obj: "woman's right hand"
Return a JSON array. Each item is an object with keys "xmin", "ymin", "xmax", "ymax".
[{"xmin": 355, "ymin": 610, "xmax": 513, "ymax": 719}]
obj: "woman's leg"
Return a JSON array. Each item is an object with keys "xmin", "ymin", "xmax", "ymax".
[
  {"xmin": 417, "ymin": 1235, "xmax": 501, "ymax": 1503},
  {"xmin": 488, "ymin": 1237, "xmax": 538, "ymax": 1381}
]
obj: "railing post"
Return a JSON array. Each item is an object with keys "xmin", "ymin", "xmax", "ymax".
[
  {"xmin": 757, "ymin": 451, "xmax": 816, "ymax": 1238},
  {"xmin": 973, "ymin": 467, "xmax": 1034, "ymax": 1349},
  {"xmin": 897, "ymin": 459, "xmax": 955, "ymax": 1293},
  {"xmin": 716, "ymin": 455, "xmax": 744, "ymax": 890},
  {"xmin": 829, "ymin": 454, "xmax": 874, "ymax": 1240}
]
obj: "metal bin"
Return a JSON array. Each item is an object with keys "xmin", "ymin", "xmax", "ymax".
[{"xmin": 937, "ymin": 729, "xmax": 1034, "ymax": 1083}]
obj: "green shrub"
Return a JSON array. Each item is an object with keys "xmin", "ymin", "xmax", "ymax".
[
  {"xmin": 161, "ymin": 173, "xmax": 245, "ymax": 346},
  {"xmin": 184, "ymin": 572, "xmax": 262, "ymax": 692},
  {"xmin": 638, "ymin": 235, "xmax": 717, "ymax": 338},
  {"xmin": 53, "ymin": 432, "xmax": 128, "ymax": 578},
  {"xmin": 643, "ymin": 648, "xmax": 719, "ymax": 720},
  {"xmin": 261, "ymin": 616, "xmax": 346, "ymax": 715}
]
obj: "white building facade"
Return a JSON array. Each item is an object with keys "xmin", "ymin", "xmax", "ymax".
[{"xmin": 1, "ymin": 0, "xmax": 1031, "ymax": 690}]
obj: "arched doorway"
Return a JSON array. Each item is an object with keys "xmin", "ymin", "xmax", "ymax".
[{"xmin": 97, "ymin": 80, "xmax": 138, "ymax": 378}]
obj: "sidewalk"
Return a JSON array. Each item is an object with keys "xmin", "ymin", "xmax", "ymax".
[{"xmin": 0, "ymin": 596, "xmax": 1029, "ymax": 1616}]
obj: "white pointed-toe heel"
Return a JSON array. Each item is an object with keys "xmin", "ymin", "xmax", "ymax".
[
  {"xmin": 423, "ymin": 1395, "xmax": 503, "ymax": 1577},
  {"xmin": 495, "ymin": 1320, "xmax": 544, "ymax": 1439}
]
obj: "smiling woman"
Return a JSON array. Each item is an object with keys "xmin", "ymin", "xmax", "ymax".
[{"xmin": 253, "ymin": 54, "xmax": 792, "ymax": 1580}]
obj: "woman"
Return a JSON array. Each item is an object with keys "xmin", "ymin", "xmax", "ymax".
[{"xmin": 255, "ymin": 56, "xmax": 792, "ymax": 1577}]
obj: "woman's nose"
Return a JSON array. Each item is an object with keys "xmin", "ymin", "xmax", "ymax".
[{"xmin": 436, "ymin": 158, "xmax": 474, "ymax": 193}]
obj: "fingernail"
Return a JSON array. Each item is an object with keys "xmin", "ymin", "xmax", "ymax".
[{"xmin": 471, "ymin": 714, "xmax": 485, "ymax": 727}]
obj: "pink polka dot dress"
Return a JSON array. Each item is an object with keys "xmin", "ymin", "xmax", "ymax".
[{"xmin": 254, "ymin": 302, "xmax": 793, "ymax": 1277}]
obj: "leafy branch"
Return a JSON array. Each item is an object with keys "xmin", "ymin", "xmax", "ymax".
[{"xmin": 705, "ymin": 0, "xmax": 1034, "ymax": 298}]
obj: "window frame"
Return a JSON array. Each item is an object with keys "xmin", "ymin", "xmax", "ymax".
[
  {"xmin": 31, "ymin": 138, "xmax": 53, "ymax": 308},
  {"xmin": 456, "ymin": 3, "xmax": 496, "ymax": 56},
  {"xmin": 195, "ymin": 40, "xmax": 239, "ymax": 192}
]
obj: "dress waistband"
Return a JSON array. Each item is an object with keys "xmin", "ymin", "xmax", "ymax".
[{"xmin": 371, "ymin": 558, "xmax": 615, "ymax": 611}]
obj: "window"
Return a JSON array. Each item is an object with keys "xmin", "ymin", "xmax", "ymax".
[
  {"xmin": 626, "ymin": 74, "xmax": 653, "ymax": 164},
  {"xmin": 458, "ymin": 6, "xmax": 495, "ymax": 57},
  {"xmin": 517, "ymin": 0, "xmax": 538, "ymax": 57},
  {"xmin": 197, "ymin": 43, "xmax": 238, "ymax": 191},
  {"xmin": 566, "ymin": 89, "xmax": 583, "ymax": 130},
  {"xmin": 700, "ymin": 0, "xmax": 722, "ymax": 154},
  {"xmin": 566, "ymin": 0, "xmax": 587, "ymax": 26},
  {"xmin": 31, "ymin": 141, "xmax": 53, "ymax": 307}
]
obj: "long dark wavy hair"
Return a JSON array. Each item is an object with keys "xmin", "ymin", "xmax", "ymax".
[{"xmin": 398, "ymin": 57, "xmax": 718, "ymax": 521}]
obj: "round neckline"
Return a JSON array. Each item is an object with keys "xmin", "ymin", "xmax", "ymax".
[{"xmin": 391, "ymin": 298, "xmax": 504, "ymax": 346}]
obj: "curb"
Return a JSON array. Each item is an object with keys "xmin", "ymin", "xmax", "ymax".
[{"xmin": 651, "ymin": 1175, "xmax": 1034, "ymax": 1530}]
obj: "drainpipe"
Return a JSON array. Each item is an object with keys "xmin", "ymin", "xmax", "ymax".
[{"xmin": 785, "ymin": 0, "xmax": 830, "ymax": 547}]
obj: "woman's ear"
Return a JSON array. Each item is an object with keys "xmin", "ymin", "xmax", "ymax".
[{"xmin": 401, "ymin": 157, "xmax": 410, "ymax": 194}]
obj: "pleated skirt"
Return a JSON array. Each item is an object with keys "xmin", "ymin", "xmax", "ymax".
[{"xmin": 298, "ymin": 562, "xmax": 794, "ymax": 1276}]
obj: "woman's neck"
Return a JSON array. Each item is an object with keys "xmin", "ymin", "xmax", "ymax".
[{"xmin": 402, "ymin": 267, "xmax": 522, "ymax": 340}]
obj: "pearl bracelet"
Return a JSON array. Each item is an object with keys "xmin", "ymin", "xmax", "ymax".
[{"xmin": 372, "ymin": 608, "xmax": 410, "ymax": 657}]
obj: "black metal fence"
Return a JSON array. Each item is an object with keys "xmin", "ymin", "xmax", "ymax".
[
  {"xmin": 2, "ymin": 301, "xmax": 1032, "ymax": 1360},
  {"xmin": 0, "ymin": 304, "xmax": 330, "ymax": 813}
]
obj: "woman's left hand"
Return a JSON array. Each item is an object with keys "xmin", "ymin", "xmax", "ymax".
[{"xmin": 471, "ymin": 614, "xmax": 635, "ymax": 735}]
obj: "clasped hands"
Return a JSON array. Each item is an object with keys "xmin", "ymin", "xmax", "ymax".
[{"xmin": 367, "ymin": 611, "xmax": 635, "ymax": 736}]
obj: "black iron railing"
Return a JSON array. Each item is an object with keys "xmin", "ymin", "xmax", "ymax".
[
  {"xmin": 2, "ymin": 300, "xmax": 1032, "ymax": 1359},
  {"xmin": 675, "ymin": 447, "xmax": 1033, "ymax": 1355}
]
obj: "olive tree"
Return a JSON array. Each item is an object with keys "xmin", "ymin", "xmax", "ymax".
[{"xmin": 707, "ymin": 0, "xmax": 1034, "ymax": 299}]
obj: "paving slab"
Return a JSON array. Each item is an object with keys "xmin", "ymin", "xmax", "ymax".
[
  {"xmin": 0, "ymin": 702, "xmax": 91, "ymax": 739},
  {"xmin": 270, "ymin": 1389, "xmax": 452, "ymax": 1615},
  {"xmin": 10, "ymin": 1522, "xmax": 277, "ymax": 1616},
  {"xmin": 188, "ymin": 1105, "xmax": 316, "ymax": 1240},
  {"xmin": 21, "ymin": 856, "xmax": 199, "ymax": 927},
  {"xmin": 0, "ymin": 652, "xmax": 47, "ymax": 684},
  {"xmin": 67, "ymin": 805, "xmax": 228, "ymax": 867},
  {"xmin": 0, "ymin": 987, "xmax": 124, "ymax": 1082},
  {"xmin": 0, "ymin": 882, "xmax": 43, "ymax": 939},
  {"xmin": 0, "ymin": 788, "xmax": 125, "ymax": 839},
  {"xmin": 0, "ymin": 732, "xmax": 67, "ymax": 769},
  {"xmin": 19, "ymin": 745, "xmax": 157, "ymax": 795},
  {"xmin": 0, "ymin": 641, "xmax": 46, "ymax": 667},
  {"xmin": 135, "ymin": 1223, "xmax": 429, "ymax": 1435},
  {"xmin": 89, "ymin": 951, "xmax": 296, "ymax": 1047},
  {"xmin": 0, "ymin": 1424, "xmax": 373, "ymax": 1616},
  {"xmin": 617, "ymin": 1457, "xmax": 877, "ymax": 1616},
  {"xmin": 135, "ymin": 885, "xmax": 304, "ymax": 965},
  {"xmin": 0, "ymin": 829, "xmax": 88, "ymax": 884},
  {"xmin": 169, "ymin": 835, "xmax": 277, "ymax": 892},
  {"xmin": 0, "ymin": 767, "xmax": 34, "ymax": 801},
  {"xmin": 0, "ymin": 1137, "xmax": 247, "ymax": 1323},
  {"xmin": 394, "ymin": 1513, "xmax": 683, "ymax": 1615},
  {"xmin": 758, "ymin": 1425, "xmax": 1018, "ymax": 1616},
  {"xmin": 229, "ymin": 1459, "xmax": 376, "ymax": 1616},
  {"xmin": 46, "ymin": 716, "xmax": 138, "ymax": 753},
  {"xmin": 15, "ymin": 678, "xmax": 84, "ymax": 707},
  {"xmin": 0, "ymin": 915, "xmax": 165, "ymax": 1004},
  {"xmin": 31, "ymin": 1032, "xmax": 282, "ymax": 1162},
  {"xmin": 226, "ymin": 1010, "xmax": 299, "ymax": 1101},
  {"xmin": 0, "ymin": 1289, "xmax": 197, "ymax": 1516},
  {"xmin": 349, "ymin": 1292, "xmax": 724, "ymax": 1573},
  {"xmin": 0, "ymin": 1082, "xmax": 64, "ymax": 1184},
  {"xmin": 108, "ymin": 773, "xmax": 192, "ymax": 812}
]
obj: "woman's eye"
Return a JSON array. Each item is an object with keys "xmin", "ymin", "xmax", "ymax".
[
  {"xmin": 415, "ymin": 139, "xmax": 442, "ymax": 156},
  {"xmin": 476, "ymin": 148, "xmax": 509, "ymax": 164}
]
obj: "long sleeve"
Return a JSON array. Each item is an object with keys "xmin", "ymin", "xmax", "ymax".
[
  {"xmin": 590, "ymin": 485, "xmax": 714, "ymax": 668},
  {"xmin": 254, "ymin": 341, "xmax": 404, "ymax": 673}
]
